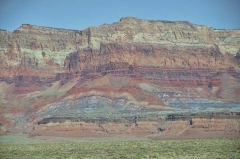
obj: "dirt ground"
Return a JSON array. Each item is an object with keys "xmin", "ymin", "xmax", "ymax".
[
  {"xmin": 148, "ymin": 127, "xmax": 240, "ymax": 140},
  {"xmin": 1, "ymin": 127, "xmax": 239, "ymax": 145}
]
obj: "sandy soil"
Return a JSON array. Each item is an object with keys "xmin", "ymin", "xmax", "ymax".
[
  {"xmin": 148, "ymin": 126, "xmax": 240, "ymax": 140},
  {"xmin": 1, "ymin": 126, "xmax": 239, "ymax": 145}
]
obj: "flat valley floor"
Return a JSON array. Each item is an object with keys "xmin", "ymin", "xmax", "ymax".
[{"xmin": 0, "ymin": 133, "xmax": 240, "ymax": 159}]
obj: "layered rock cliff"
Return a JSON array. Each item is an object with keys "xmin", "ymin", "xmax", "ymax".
[
  {"xmin": 0, "ymin": 17, "xmax": 240, "ymax": 133},
  {"xmin": 1, "ymin": 17, "xmax": 240, "ymax": 68}
]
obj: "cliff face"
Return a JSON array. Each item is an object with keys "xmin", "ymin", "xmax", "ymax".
[
  {"xmin": 90, "ymin": 17, "xmax": 240, "ymax": 54},
  {"xmin": 1, "ymin": 17, "xmax": 240, "ymax": 69},
  {"xmin": 0, "ymin": 17, "xmax": 240, "ymax": 133},
  {"xmin": 0, "ymin": 24, "xmax": 91, "ymax": 68}
]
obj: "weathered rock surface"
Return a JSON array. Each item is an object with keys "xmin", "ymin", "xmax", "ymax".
[
  {"xmin": 31, "ymin": 112, "xmax": 240, "ymax": 137},
  {"xmin": 0, "ymin": 17, "xmax": 239, "ymax": 134},
  {"xmin": 1, "ymin": 17, "xmax": 240, "ymax": 69}
]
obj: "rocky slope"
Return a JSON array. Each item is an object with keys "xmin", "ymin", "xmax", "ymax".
[
  {"xmin": 31, "ymin": 112, "xmax": 240, "ymax": 137},
  {"xmin": 0, "ymin": 17, "xmax": 240, "ymax": 134}
]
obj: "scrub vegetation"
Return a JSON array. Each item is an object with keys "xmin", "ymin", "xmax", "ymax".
[{"xmin": 0, "ymin": 138, "xmax": 239, "ymax": 159}]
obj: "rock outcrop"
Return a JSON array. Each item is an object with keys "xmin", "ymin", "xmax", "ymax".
[
  {"xmin": 31, "ymin": 112, "xmax": 240, "ymax": 137},
  {"xmin": 0, "ymin": 17, "xmax": 239, "ymax": 133},
  {"xmin": 1, "ymin": 17, "xmax": 240, "ymax": 69}
]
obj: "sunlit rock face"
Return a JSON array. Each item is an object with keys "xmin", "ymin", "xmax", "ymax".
[{"xmin": 0, "ymin": 17, "xmax": 240, "ymax": 133}]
